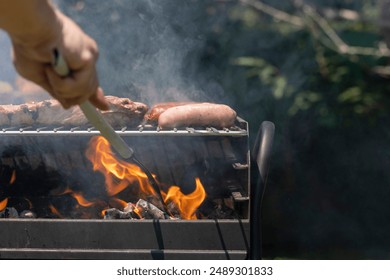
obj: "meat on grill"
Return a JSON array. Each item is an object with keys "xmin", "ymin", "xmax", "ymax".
[
  {"xmin": 158, "ymin": 103, "xmax": 237, "ymax": 129},
  {"xmin": 0, "ymin": 96, "xmax": 148, "ymax": 127},
  {"xmin": 143, "ymin": 102, "xmax": 194, "ymax": 123}
]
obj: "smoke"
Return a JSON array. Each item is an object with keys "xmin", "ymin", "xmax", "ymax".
[
  {"xmin": 0, "ymin": 32, "xmax": 15, "ymax": 84},
  {"xmin": 1, "ymin": 1, "xmax": 222, "ymax": 105},
  {"xmin": 59, "ymin": 0, "xmax": 211, "ymax": 105}
]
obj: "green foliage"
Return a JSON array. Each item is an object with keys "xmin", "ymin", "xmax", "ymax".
[
  {"xmin": 198, "ymin": 0, "xmax": 390, "ymax": 259},
  {"xmin": 231, "ymin": 56, "xmax": 290, "ymax": 99},
  {"xmin": 226, "ymin": 1, "xmax": 389, "ymax": 128}
]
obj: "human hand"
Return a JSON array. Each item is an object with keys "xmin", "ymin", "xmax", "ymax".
[{"xmin": 10, "ymin": 10, "xmax": 109, "ymax": 110}]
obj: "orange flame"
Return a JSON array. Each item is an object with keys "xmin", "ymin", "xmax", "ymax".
[
  {"xmin": 165, "ymin": 178, "xmax": 206, "ymax": 220},
  {"xmin": 86, "ymin": 136, "xmax": 154, "ymax": 197},
  {"xmin": 57, "ymin": 187, "xmax": 95, "ymax": 207},
  {"xmin": 71, "ymin": 192, "xmax": 95, "ymax": 207},
  {"xmin": 10, "ymin": 170, "xmax": 16, "ymax": 185},
  {"xmin": 49, "ymin": 204, "xmax": 63, "ymax": 218},
  {"xmin": 101, "ymin": 208, "xmax": 108, "ymax": 217},
  {"xmin": 0, "ymin": 198, "xmax": 8, "ymax": 212},
  {"xmin": 86, "ymin": 136, "xmax": 207, "ymax": 220},
  {"xmin": 108, "ymin": 197, "xmax": 128, "ymax": 210},
  {"xmin": 0, "ymin": 170, "xmax": 16, "ymax": 213}
]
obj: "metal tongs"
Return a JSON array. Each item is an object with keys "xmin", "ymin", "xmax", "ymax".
[{"xmin": 52, "ymin": 50, "xmax": 169, "ymax": 214}]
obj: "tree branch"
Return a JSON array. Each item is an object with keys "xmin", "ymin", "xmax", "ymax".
[
  {"xmin": 238, "ymin": 0, "xmax": 390, "ymax": 58},
  {"xmin": 238, "ymin": 0, "xmax": 304, "ymax": 27},
  {"xmin": 301, "ymin": 4, "xmax": 390, "ymax": 57}
]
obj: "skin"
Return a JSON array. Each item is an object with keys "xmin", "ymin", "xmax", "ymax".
[{"xmin": 0, "ymin": 0, "xmax": 109, "ymax": 110}]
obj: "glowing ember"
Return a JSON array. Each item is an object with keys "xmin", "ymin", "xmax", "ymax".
[
  {"xmin": 86, "ymin": 136, "xmax": 207, "ymax": 220},
  {"xmin": 0, "ymin": 198, "xmax": 8, "ymax": 212}
]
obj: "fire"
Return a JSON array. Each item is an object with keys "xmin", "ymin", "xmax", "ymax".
[
  {"xmin": 86, "ymin": 136, "xmax": 154, "ymax": 197},
  {"xmin": 10, "ymin": 170, "xmax": 16, "ymax": 185},
  {"xmin": 49, "ymin": 204, "xmax": 64, "ymax": 218},
  {"xmin": 0, "ymin": 198, "xmax": 8, "ymax": 212},
  {"xmin": 59, "ymin": 187, "xmax": 95, "ymax": 207},
  {"xmin": 0, "ymin": 170, "xmax": 16, "ymax": 212},
  {"xmin": 108, "ymin": 197, "xmax": 128, "ymax": 210},
  {"xmin": 165, "ymin": 178, "xmax": 206, "ymax": 220},
  {"xmin": 86, "ymin": 136, "xmax": 207, "ymax": 220},
  {"xmin": 71, "ymin": 192, "xmax": 95, "ymax": 207}
]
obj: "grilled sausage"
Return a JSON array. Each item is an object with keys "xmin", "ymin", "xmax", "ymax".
[
  {"xmin": 143, "ymin": 102, "xmax": 194, "ymax": 123},
  {"xmin": 158, "ymin": 103, "xmax": 237, "ymax": 129}
]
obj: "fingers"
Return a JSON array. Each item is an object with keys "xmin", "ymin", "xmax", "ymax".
[
  {"xmin": 12, "ymin": 44, "xmax": 52, "ymax": 92},
  {"xmin": 89, "ymin": 87, "xmax": 110, "ymax": 111},
  {"xmin": 45, "ymin": 62, "xmax": 109, "ymax": 110},
  {"xmin": 10, "ymin": 10, "xmax": 107, "ymax": 111}
]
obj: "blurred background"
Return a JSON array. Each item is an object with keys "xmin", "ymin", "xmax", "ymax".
[{"xmin": 1, "ymin": 0, "xmax": 389, "ymax": 259}]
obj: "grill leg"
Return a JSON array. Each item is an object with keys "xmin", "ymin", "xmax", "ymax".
[{"xmin": 249, "ymin": 121, "xmax": 275, "ymax": 260}]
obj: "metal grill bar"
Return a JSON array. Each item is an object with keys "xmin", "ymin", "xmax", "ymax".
[
  {"xmin": 0, "ymin": 118, "xmax": 248, "ymax": 136},
  {"xmin": 0, "ymin": 126, "xmax": 247, "ymax": 136},
  {"xmin": 0, "ymin": 129, "xmax": 246, "ymax": 136}
]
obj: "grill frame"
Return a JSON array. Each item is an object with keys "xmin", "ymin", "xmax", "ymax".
[
  {"xmin": 0, "ymin": 219, "xmax": 249, "ymax": 259},
  {"xmin": 0, "ymin": 120, "xmax": 274, "ymax": 260}
]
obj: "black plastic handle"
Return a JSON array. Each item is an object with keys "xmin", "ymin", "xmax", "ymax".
[
  {"xmin": 249, "ymin": 121, "xmax": 275, "ymax": 260},
  {"xmin": 252, "ymin": 121, "xmax": 275, "ymax": 183}
]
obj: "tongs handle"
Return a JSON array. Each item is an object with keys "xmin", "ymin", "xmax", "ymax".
[
  {"xmin": 79, "ymin": 102, "xmax": 134, "ymax": 159},
  {"xmin": 52, "ymin": 49, "xmax": 134, "ymax": 159}
]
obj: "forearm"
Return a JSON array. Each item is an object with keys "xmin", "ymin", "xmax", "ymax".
[{"xmin": 0, "ymin": 0, "xmax": 60, "ymax": 48}]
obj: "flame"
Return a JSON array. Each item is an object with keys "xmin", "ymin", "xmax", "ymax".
[
  {"xmin": 108, "ymin": 197, "xmax": 128, "ymax": 210},
  {"xmin": 86, "ymin": 136, "xmax": 207, "ymax": 220},
  {"xmin": 133, "ymin": 206, "xmax": 142, "ymax": 219},
  {"xmin": 86, "ymin": 136, "xmax": 154, "ymax": 197},
  {"xmin": 164, "ymin": 178, "xmax": 206, "ymax": 220},
  {"xmin": 101, "ymin": 208, "xmax": 108, "ymax": 217},
  {"xmin": 57, "ymin": 187, "xmax": 95, "ymax": 207},
  {"xmin": 71, "ymin": 192, "xmax": 95, "ymax": 207},
  {"xmin": 49, "ymin": 204, "xmax": 64, "ymax": 218},
  {"xmin": 100, "ymin": 198, "xmax": 131, "ymax": 218},
  {"xmin": 10, "ymin": 170, "xmax": 16, "ymax": 185},
  {"xmin": 0, "ymin": 171, "xmax": 15, "ymax": 213},
  {"xmin": 0, "ymin": 198, "xmax": 8, "ymax": 212}
]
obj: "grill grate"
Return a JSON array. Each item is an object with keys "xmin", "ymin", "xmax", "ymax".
[{"xmin": 0, "ymin": 118, "xmax": 248, "ymax": 136}]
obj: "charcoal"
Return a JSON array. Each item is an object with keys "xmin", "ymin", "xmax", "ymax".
[
  {"xmin": 19, "ymin": 210, "xmax": 36, "ymax": 218},
  {"xmin": 123, "ymin": 202, "xmax": 136, "ymax": 213},
  {"xmin": 0, "ymin": 207, "xmax": 19, "ymax": 218},
  {"xmin": 207, "ymin": 204, "xmax": 237, "ymax": 219},
  {"xmin": 103, "ymin": 208, "xmax": 137, "ymax": 220},
  {"xmin": 136, "ymin": 199, "xmax": 166, "ymax": 219},
  {"xmin": 144, "ymin": 195, "xmax": 165, "ymax": 211},
  {"xmin": 167, "ymin": 201, "xmax": 181, "ymax": 219}
]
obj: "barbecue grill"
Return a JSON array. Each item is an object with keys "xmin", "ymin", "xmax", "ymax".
[{"xmin": 0, "ymin": 119, "xmax": 274, "ymax": 260}]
